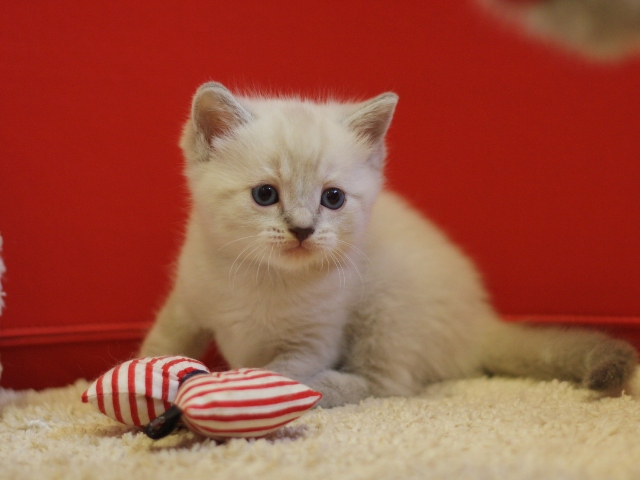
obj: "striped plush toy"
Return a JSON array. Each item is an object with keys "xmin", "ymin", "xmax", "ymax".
[
  {"xmin": 81, "ymin": 356, "xmax": 210, "ymax": 426},
  {"xmin": 145, "ymin": 368, "xmax": 322, "ymax": 439},
  {"xmin": 82, "ymin": 357, "xmax": 322, "ymax": 440}
]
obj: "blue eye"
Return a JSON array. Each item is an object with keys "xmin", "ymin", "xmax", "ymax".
[
  {"xmin": 252, "ymin": 185, "xmax": 279, "ymax": 206},
  {"xmin": 321, "ymin": 188, "xmax": 345, "ymax": 210}
]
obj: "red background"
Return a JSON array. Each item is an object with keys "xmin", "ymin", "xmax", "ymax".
[{"xmin": 1, "ymin": 1, "xmax": 639, "ymax": 390}]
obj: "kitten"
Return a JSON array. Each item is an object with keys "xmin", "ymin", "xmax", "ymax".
[{"xmin": 140, "ymin": 82, "xmax": 637, "ymax": 408}]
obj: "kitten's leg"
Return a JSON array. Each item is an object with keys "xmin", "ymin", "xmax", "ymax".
[
  {"xmin": 263, "ymin": 345, "xmax": 373, "ymax": 407},
  {"xmin": 265, "ymin": 359, "xmax": 373, "ymax": 407},
  {"xmin": 262, "ymin": 323, "xmax": 345, "ymax": 381},
  {"xmin": 481, "ymin": 321, "xmax": 638, "ymax": 393},
  {"xmin": 263, "ymin": 351, "xmax": 335, "ymax": 384},
  {"xmin": 305, "ymin": 370, "xmax": 371, "ymax": 408},
  {"xmin": 139, "ymin": 290, "xmax": 211, "ymax": 359}
]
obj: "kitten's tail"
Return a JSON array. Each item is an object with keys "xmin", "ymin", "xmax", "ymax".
[{"xmin": 480, "ymin": 321, "xmax": 638, "ymax": 393}]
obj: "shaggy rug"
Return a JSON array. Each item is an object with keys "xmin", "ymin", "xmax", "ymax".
[{"xmin": 2, "ymin": 373, "xmax": 640, "ymax": 480}]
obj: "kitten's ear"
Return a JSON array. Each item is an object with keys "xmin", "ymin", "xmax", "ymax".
[
  {"xmin": 345, "ymin": 92, "xmax": 398, "ymax": 146},
  {"xmin": 191, "ymin": 82, "xmax": 252, "ymax": 147}
]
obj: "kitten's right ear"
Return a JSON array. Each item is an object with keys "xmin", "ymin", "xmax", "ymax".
[{"xmin": 185, "ymin": 82, "xmax": 252, "ymax": 160}]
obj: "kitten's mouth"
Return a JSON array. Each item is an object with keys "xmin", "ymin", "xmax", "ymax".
[{"xmin": 284, "ymin": 243, "xmax": 313, "ymax": 257}]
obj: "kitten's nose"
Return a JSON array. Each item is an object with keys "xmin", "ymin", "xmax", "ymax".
[{"xmin": 289, "ymin": 227, "xmax": 314, "ymax": 242}]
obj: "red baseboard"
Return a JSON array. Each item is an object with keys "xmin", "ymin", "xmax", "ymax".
[
  {"xmin": 0, "ymin": 322, "xmax": 151, "ymax": 347},
  {"xmin": 1, "ymin": 316, "xmax": 639, "ymax": 391}
]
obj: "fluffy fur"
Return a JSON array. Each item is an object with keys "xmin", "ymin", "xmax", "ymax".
[
  {"xmin": 140, "ymin": 82, "xmax": 637, "ymax": 408},
  {"xmin": 479, "ymin": 0, "xmax": 640, "ymax": 60},
  {"xmin": 0, "ymin": 234, "xmax": 5, "ymax": 380},
  {"xmin": 0, "ymin": 234, "xmax": 5, "ymax": 317}
]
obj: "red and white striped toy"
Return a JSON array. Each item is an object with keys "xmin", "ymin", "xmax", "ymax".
[
  {"xmin": 83, "ymin": 358, "xmax": 322, "ymax": 440},
  {"xmin": 165, "ymin": 368, "xmax": 322, "ymax": 439},
  {"xmin": 81, "ymin": 356, "xmax": 209, "ymax": 426}
]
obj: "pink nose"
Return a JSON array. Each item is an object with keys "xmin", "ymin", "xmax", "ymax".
[{"xmin": 289, "ymin": 227, "xmax": 314, "ymax": 242}]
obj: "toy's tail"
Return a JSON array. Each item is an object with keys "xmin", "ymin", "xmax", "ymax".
[{"xmin": 145, "ymin": 406, "xmax": 183, "ymax": 439}]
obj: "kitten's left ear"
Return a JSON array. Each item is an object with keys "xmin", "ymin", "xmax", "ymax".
[
  {"xmin": 192, "ymin": 82, "xmax": 252, "ymax": 145},
  {"xmin": 181, "ymin": 82, "xmax": 252, "ymax": 162},
  {"xmin": 345, "ymin": 92, "xmax": 398, "ymax": 146}
]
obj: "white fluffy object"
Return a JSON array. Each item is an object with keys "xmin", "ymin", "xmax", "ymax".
[
  {"xmin": 0, "ymin": 234, "xmax": 4, "ymax": 381},
  {"xmin": 0, "ymin": 375, "xmax": 639, "ymax": 479},
  {"xmin": 0, "ymin": 234, "xmax": 5, "ymax": 316},
  {"xmin": 479, "ymin": 0, "xmax": 640, "ymax": 60}
]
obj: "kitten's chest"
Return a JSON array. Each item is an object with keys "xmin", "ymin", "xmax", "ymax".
[
  {"xmin": 213, "ymin": 308, "xmax": 283, "ymax": 368},
  {"xmin": 198, "ymin": 277, "xmax": 348, "ymax": 368}
]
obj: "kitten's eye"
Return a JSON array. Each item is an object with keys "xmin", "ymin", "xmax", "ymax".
[
  {"xmin": 320, "ymin": 188, "xmax": 345, "ymax": 210},
  {"xmin": 252, "ymin": 185, "xmax": 279, "ymax": 206}
]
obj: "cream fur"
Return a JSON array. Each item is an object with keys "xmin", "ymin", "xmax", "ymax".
[
  {"xmin": 5, "ymin": 377, "xmax": 640, "ymax": 479},
  {"xmin": 140, "ymin": 82, "xmax": 637, "ymax": 407}
]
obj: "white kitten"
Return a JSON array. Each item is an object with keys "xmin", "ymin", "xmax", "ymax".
[{"xmin": 140, "ymin": 82, "xmax": 637, "ymax": 407}]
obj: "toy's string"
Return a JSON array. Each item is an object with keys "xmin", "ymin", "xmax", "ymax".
[
  {"xmin": 144, "ymin": 405, "xmax": 183, "ymax": 439},
  {"xmin": 144, "ymin": 369, "xmax": 208, "ymax": 439},
  {"xmin": 179, "ymin": 369, "xmax": 209, "ymax": 385}
]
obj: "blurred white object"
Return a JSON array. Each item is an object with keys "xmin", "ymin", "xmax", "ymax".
[
  {"xmin": 0, "ymin": 234, "xmax": 5, "ymax": 316},
  {"xmin": 0, "ymin": 234, "xmax": 4, "ymax": 381},
  {"xmin": 479, "ymin": 0, "xmax": 640, "ymax": 60}
]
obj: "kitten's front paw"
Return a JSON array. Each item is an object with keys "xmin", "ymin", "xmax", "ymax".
[{"xmin": 307, "ymin": 370, "xmax": 371, "ymax": 409}]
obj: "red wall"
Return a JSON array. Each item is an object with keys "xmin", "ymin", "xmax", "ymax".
[{"xmin": 1, "ymin": 1, "xmax": 639, "ymax": 390}]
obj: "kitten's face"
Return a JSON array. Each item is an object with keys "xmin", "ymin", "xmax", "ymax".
[{"xmin": 181, "ymin": 84, "xmax": 397, "ymax": 273}]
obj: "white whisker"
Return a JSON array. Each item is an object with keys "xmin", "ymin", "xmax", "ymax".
[
  {"xmin": 321, "ymin": 253, "xmax": 333, "ymax": 281},
  {"xmin": 217, "ymin": 234, "xmax": 259, "ymax": 252},
  {"xmin": 231, "ymin": 241, "xmax": 263, "ymax": 288},
  {"xmin": 328, "ymin": 251, "xmax": 346, "ymax": 289},
  {"xmin": 228, "ymin": 239, "xmax": 261, "ymax": 288},
  {"xmin": 336, "ymin": 239, "xmax": 371, "ymax": 264},
  {"xmin": 236, "ymin": 243, "xmax": 264, "ymax": 283},
  {"xmin": 333, "ymin": 250, "xmax": 351, "ymax": 287},
  {"xmin": 336, "ymin": 248, "xmax": 365, "ymax": 303},
  {"xmin": 266, "ymin": 246, "xmax": 275, "ymax": 283},
  {"xmin": 255, "ymin": 246, "xmax": 269, "ymax": 287},
  {"xmin": 242, "ymin": 244, "xmax": 266, "ymax": 283}
]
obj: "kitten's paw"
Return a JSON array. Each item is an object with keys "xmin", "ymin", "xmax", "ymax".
[
  {"xmin": 308, "ymin": 370, "xmax": 371, "ymax": 409},
  {"xmin": 585, "ymin": 341, "xmax": 638, "ymax": 392}
]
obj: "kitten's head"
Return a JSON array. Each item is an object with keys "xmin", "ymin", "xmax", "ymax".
[{"xmin": 181, "ymin": 82, "xmax": 397, "ymax": 272}]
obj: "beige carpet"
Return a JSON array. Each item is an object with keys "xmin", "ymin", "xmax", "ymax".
[{"xmin": 2, "ymin": 372, "xmax": 640, "ymax": 480}]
